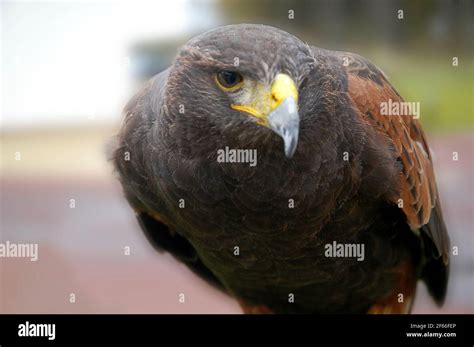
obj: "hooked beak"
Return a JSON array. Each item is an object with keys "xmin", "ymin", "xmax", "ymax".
[
  {"xmin": 231, "ymin": 73, "xmax": 300, "ymax": 158},
  {"xmin": 267, "ymin": 96, "xmax": 299, "ymax": 158}
]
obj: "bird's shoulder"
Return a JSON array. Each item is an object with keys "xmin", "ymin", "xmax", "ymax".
[
  {"xmin": 313, "ymin": 46, "xmax": 450, "ymax": 303},
  {"xmin": 113, "ymin": 67, "xmax": 225, "ymax": 290}
]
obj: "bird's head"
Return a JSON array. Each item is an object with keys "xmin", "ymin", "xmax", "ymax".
[{"xmin": 166, "ymin": 24, "xmax": 316, "ymax": 158}]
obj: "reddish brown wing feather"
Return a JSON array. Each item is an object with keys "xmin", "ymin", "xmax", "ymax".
[
  {"xmin": 340, "ymin": 52, "xmax": 450, "ymax": 305},
  {"xmin": 345, "ymin": 66, "xmax": 437, "ymax": 229},
  {"xmin": 238, "ymin": 301, "xmax": 274, "ymax": 314}
]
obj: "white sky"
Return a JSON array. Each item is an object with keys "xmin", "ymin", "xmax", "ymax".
[{"xmin": 1, "ymin": 0, "xmax": 218, "ymax": 128}]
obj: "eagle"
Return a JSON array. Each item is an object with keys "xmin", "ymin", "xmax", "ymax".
[{"xmin": 113, "ymin": 24, "xmax": 449, "ymax": 314}]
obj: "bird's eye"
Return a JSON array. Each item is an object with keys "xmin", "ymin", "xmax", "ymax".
[{"xmin": 215, "ymin": 70, "xmax": 243, "ymax": 91}]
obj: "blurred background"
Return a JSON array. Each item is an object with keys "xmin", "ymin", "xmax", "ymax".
[{"xmin": 1, "ymin": 0, "xmax": 473, "ymax": 313}]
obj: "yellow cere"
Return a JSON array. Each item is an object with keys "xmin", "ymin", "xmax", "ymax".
[
  {"xmin": 231, "ymin": 73, "xmax": 298, "ymax": 126},
  {"xmin": 270, "ymin": 73, "xmax": 299, "ymax": 110}
]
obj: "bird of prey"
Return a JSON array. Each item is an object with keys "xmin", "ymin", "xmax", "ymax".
[{"xmin": 113, "ymin": 24, "xmax": 449, "ymax": 314}]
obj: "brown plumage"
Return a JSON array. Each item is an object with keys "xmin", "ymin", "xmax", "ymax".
[{"xmin": 113, "ymin": 24, "xmax": 449, "ymax": 314}]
